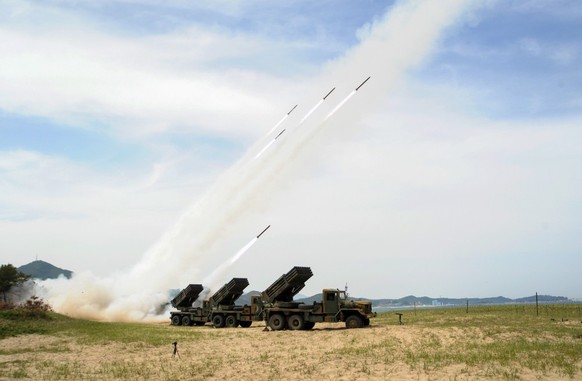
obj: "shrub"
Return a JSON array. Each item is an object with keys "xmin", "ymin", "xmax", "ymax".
[
  {"xmin": 20, "ymin": 296, "xmax": 53, "ymax": 312},
  {"xmin": 0, "ymin": 296, "xmax": 54, "ymax": 320},
  {"xmin": 0, "ymin": 301, "xmax": 16, "ymax": 310}
]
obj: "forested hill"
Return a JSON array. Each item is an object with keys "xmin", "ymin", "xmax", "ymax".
[{"xmin": 18, "ymin": 260, "xmax": 73, "ymax": 280}]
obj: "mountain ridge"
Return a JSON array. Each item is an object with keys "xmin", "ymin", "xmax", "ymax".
[{"xmin": 238, "ymin": 291, "xmax": 570, "ymax": 307}]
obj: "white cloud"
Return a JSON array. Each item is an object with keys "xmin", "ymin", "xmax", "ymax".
[
  {"xmin": 1, "ymin": 0, "xmax": 581, "ymax": 313},
  {"xmin": 0, "ymin": 2, "xmax": 309, "ymax": 141},
  {"xmin": 0, "ymin": 147, "xmax": 218, "ymax": 275},
  {"xmin": 0, "ymin": 31, "xmax": 271, "ymax": 138}
]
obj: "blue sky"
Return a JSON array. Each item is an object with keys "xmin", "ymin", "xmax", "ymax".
[{"xmin": 1, "ymin": 0, "xmax": 581, "ymax": 313}]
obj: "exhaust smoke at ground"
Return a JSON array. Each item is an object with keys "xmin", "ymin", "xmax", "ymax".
[{"xmin": 37, "ymin": 0, "xmax": 474, "ymax": 322}]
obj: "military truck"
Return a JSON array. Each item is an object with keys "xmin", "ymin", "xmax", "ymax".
[
  {"xmin": 169, "ymin": 266, "xmax": 375, "ymax": 330},
  {"xmin": 170, "ymin": 278, "xmax": 262, "ymax": 328},
  {"xmin": 261, "ymin": 266, "xmax": 375, "ymax": 330},
  {"xmin": 169, "ymin": 283, "xmax": 206, "ymax": 326},
  {"xmin": 206, "ymin": 277, "xmax": 263, "ymax": 328}
]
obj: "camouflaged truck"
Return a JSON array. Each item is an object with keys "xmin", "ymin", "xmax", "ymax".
[
  {"xmin": 169, "ymin": 283, "xmax": 206, "ymax": 326},
  {"xmin": 261, "ymin": 266, "xmax": 376, "ymax": 330},
  {"xmin": 170, "ymin": 278, "xmax": 262, "ymax": 328},
  {"xmin": 170, "ymin": 267, "xmax": 375, "ymax": 330}
]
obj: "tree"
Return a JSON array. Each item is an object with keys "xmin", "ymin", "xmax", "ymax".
[{"xmin": 0, "ymin": 264, "xmax": 31, "ymax": 303}]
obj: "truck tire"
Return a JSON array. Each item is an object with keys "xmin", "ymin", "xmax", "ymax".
[
  {"xmin": 225, "ymin": 315, "xmax": 239, "ymax": 328},
  {"xmin": 212, "ymin": 314, "xmax": 225, "ymax": 328},
  {"xmin": 182, "ymin": 316, "xmax": 192, "ymax": 326},
  {"xmin": 268, "ymin": 313, "xmax": 286, "ymax": 331},
  {"xmin": 171, "ymin": 315, "xmax": 182, "ymax": 326},
  {"xmin": 287, "ymin": 314, "xmax": 304, "ymax": 330},
  {"xmin": 239, "ymin": 321, "xmax": 252, "ymax": 328},
  {"xmin": 345, "ymin": 315, "xmax": 364, "ymax": 329}
]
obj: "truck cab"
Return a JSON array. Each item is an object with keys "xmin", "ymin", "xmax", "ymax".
[
  {"xmin": 322, "ymin": 289, "xmax": 343, "ymax": 314},
  {"xmin": 321, "ymin": 288, "xmax": 375, "ymax": 328}
]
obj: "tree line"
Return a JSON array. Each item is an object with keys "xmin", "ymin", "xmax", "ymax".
[{"xmin": 0, "ymin": 263, "xmax": 31, "ymax": 304}]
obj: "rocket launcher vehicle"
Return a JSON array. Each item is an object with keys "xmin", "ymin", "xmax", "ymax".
[
  {"xmin": 208, "ymin": 277, "xmax": 249, "ymax": 307},
  {"xmin": 261, "ymin": 266, "xmax": 313, "ymax": 304},
  {"xmin": 171, "ymin": 284, "xmax": 204, "ymax": 310}
]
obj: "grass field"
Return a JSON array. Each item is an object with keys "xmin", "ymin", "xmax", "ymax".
[{"xmin": 1, "ymin": 304, "xmax": 581, "ymax": 380}]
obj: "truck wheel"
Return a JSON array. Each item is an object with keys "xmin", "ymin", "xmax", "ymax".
[
  {"xmin": 239, "ymin": 321, "xmax": 252, "ymax": 328},
  {"xmin": 268, "ymin": 314, "xmax": 286, "ymax": 331},
  {"xmin": 171, "ymin": 315, "xmax": 182, "ymax": 326},
  {"xmin": 345, "ymin": 315, "xmax": 364, "ymax": 329},
  {"xmin": 287, "ymin": 314, "xmax": 304, "ymax": 330},
  {"xmin": 225, "ymin": 315, "xmax": 239, "ymax": 328},
  {"xmin": 212, "ymin": 314, "xmax": 225, "ymax": 328},
  {"xmin": 182, "ymin": 316, "xmax": 192, "ymax": 326}
]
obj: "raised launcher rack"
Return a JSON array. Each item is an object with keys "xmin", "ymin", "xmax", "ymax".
[
  {"xmin": 171, "ymin": 284, "xmax": 204, "ymax": 310},
  {"xmin": 208, "ymin": 278, "xmax": 249, "ymax": 307},
  {"xmin": 262, "ymin": 266, "xmax": 313, "ymax": 304}
]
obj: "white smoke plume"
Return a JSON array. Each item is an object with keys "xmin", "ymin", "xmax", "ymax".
[{"xmin": 38, "ymin": 0, "xmax": 475, "ymax": 322}]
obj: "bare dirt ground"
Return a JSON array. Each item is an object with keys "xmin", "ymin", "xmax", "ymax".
[{"xmin": 1, "ymin": 321, "xmax": 581, "ymax": 380}]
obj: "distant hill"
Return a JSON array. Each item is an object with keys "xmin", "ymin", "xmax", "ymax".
[
  {"xmin": 295, "ymin": 293, "xmax": 376, "ymax": 305},
  {"xmin": 292, "ymin": 293, "xmax": 569, "ymax": 307},
  {"xmin": 18, "ymin": 260, "xmax": 73, "ymax": 280},
  {"xmin": 172, "ymin": 288, "xmax": 572, "ymax": 308},
  {"xmin": 514, "ymin": 295, "xmax": 568, "ymax": 303},
  {"xmin": 364, "ymin": 294, "xmax": 569, "ymax": 307}
]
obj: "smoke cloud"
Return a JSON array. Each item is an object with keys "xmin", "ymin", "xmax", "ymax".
[{"xmin": 38, "ymin": 0, "xmax": 475, "ymax": 321}]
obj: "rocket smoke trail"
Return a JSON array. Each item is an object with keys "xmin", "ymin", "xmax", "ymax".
[
  {"xmin": 38, "ymin": 0, "xmax": 473, "ymax": 322},
  {"xmin": 265, "ymin": 105, "xmax": 298, "ymax": 136},
  {"xmin": 253, "ymin": 137, "xmax": 277, "ymax": 160},
  {"xmin": 299, "ymin": 87, "xmax": 335, "ymax": 124},
  {"xmin": 203, "ymin": 225, "xmax": 270, "ymax": 293},
  {"xmin": 254, "ymin": 87, "xmax": 336, "ymax": 160},
  {"xmin": 325, "ymin": 77, "xmax": 370, "ymax": 120},
  {"xmin": 325, "ymin": 90, "xmax": 355, "ymax": 120},
  {"xmin": 253, "ymin": 77, "xmax": 371, "ymax": 177}
]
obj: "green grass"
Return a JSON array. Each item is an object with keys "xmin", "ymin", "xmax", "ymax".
[
  {"xmin": 59, "ymin": 319, "xmax": 202, "ymax": 346},
  {"xmin": 0, "ymin": 309, "xmax": 201, "ymax": 346},
  {"xmin": 337, "ymin": 304, "xmax": 582, "ymax": 378},
  {"xmin": 0, "ymin": 309, "xmax": 57, "ymax": 339}
]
